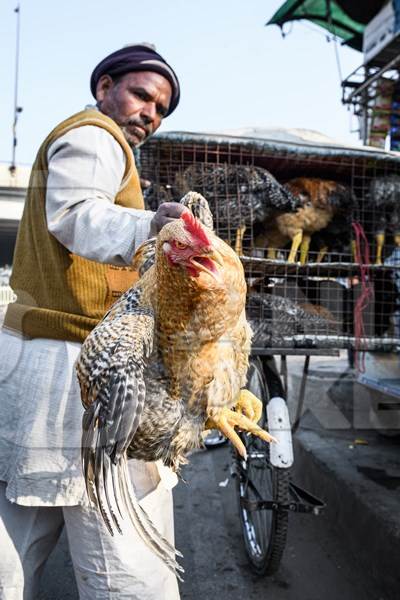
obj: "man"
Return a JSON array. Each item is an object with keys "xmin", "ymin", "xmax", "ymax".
[{"xmin": 0, "ymin": 44, "xmax": 184, "ymax": 599}]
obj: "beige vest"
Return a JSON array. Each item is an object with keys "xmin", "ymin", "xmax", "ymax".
[{"xmin": 4, "ymin": 109, "xmax": 145, "ymax": 342}]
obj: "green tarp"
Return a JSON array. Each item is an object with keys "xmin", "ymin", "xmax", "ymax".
[{"xmin": 267, "ymin": 0, "xmax": 375, "ymax": 48}]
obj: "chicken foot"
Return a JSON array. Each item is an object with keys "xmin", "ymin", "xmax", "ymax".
[
  {"xmin": 234, "ymin": 389, "xmax": 263, "ymax": 423},
  {"xmin": 205, "ymin": 391, "xmax": 276, "ymax": 459},
  {"xmin": 287, "ymin": 230, "xmax": 303, "ymax": 263}
]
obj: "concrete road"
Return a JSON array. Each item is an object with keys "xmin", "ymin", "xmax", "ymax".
[
  {"xmin": 39, "ymin": 443, "xmax": 387, "ymax": 600},
  {"xmin": 174, "ymin": 445, "xmax": 386, "ymax": 600}
]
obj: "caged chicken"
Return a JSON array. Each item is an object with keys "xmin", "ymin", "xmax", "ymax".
[
  {"xmin": 76, "ymin": 192, "xmax": 275, "ymax": 577},
  {"xmin": 143, "ymin": 181, "xmax": 176, "ymax": 212},
  {"xmin": 247, "ymin": 292, "xmax": 340, "ymax": 346},
  {"xmin": 368, "ymin": 175, "xmax": 400, "ymax": 264},
  {"xmin": 175, "ymin": 163, "xmax": 301, "ymax": 255},
  {"xmin": 311, "ymin": 210, "xmax": 355, "ymax": 263},
  {"xmin": 255, "ymin": 177, "xmax": 354, "ymax": 263}
]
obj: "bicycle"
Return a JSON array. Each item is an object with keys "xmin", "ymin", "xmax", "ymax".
[{"xmin": 232, "ymin": 353, "xmax": 325, "ymax": 575}]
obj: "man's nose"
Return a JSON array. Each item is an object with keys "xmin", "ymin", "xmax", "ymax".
[{"xmin": 141, "ymin": 102, "xmax": 157, "ymax": 124}]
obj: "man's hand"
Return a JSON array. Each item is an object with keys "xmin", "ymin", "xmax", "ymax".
[{"xmin": 150, "ymin": 202, "xmax": 187, "ymax": 236}]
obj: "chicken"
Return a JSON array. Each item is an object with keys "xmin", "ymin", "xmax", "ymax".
[
  {"xmin": 247, "ymin": 292, "xmax": 340, "ymax": 346},
  {"xmin": 175, "ymin": 163, "xmax": 300, "ymax": 255},
  {"xmin": 312, "ymin": 212, "xmax": 354, "ymax": 262},
  {"xmin": 76, "ymin": 193, "xmax": 274, "ymax": 576},
  {"xmin": 313, "ymin": 188, "xmax": 359, "ymax": 262},
  {"xmin": 256, "ymin": 178, "xmax": 353, "ymax": 263},
  {"xmin": 368, "ymin": 176, "xmax": 400, "ymax": 264}
]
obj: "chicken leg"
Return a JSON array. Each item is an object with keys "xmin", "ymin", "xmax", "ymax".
[
  {"xmin": 300, "ymin": 234, "xmax": 311, "ymax": 265},
  {"xmin": 375, "ymin": 232, "xmax": 385, "ymax": 265},
  {"xmin": 351, "ymin": 240, "xmax": 357, "ymax": 263},
  {"xmin": 317, "ymin": 246, "xmax": 328, "ymax": 263},
  {"xmin": 234, "ymin": 225, "xmax": 247, "ymax": 256},
  {"xmin": 288, "ymin": 231, "xmax": 303, "ymax": 263}
]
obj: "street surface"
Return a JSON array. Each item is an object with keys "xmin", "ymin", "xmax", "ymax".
[{"xmin": 39, "ymin": 443, "xmax": 387, "ymax": 600}]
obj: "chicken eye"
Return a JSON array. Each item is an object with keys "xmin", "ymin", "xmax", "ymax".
[{"xmin": 175, "ymin": 241, "xmax": 187, "ymax": 249}]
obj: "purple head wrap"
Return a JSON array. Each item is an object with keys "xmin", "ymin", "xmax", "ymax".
[{"xmin": 90, "ymin": 44, "xmax": 180, "ymax": 116}]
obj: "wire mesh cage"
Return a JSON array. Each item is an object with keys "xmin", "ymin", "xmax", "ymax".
[{"xmin": 140, "ymin": 131, "xmax": 400, "ymax": 351}]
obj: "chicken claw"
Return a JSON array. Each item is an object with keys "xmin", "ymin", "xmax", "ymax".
[
  {"xmin": 234, "ymin": 389, "xmax": 263, "ymax": 424},
  {"xmin": 205, "ymin": 406, "xmax": 276, "ymax": 459}
]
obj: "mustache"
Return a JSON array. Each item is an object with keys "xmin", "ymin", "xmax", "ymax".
[{"xmin": 123, "ymin": 119, "xmax": 152, "ymax": 135}]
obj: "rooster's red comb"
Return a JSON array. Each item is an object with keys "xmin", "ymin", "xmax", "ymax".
[{"xmin": 181, "ymin": 210, "xmax": 211, "ymax": 246}]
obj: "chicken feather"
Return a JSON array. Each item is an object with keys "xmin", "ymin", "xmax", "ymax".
[
  {"xmin": 175, "ymin": 163, "xmax": 300, "ymax": 254},
  {"xmin": 256, "ymin": 177, "xmax": 353, "ymax": 262},
  {"xmin": 369, "ymin": 175, "xmax": 400, "ymax": 264}
]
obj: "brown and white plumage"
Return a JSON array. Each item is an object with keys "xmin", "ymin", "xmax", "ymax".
[
  {"xmin": 257, "ymin": 178, "xmax": 353, "ymax": 263},
  {"xmin": 176, "ymin": 164, "xmax": 301, "ymax": 254},
  {"xmin": 76, "ymin": 193, "xmax": 273, "ymax": 577}
]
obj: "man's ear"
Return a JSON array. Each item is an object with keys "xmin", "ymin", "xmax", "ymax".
[{"xmin": 96, "ymin": 74, "xmax": 113, "ymax": 102}]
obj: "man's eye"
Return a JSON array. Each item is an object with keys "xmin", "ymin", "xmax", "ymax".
[
  {"xmin": 130, "ymin": 88, "xmax": 147, "ymax": 101},
  {"xmin": 157, "ymin": 105, "xmax": 167, "ymax": 118},
  {"xmin": 175, "ymin": 241, "xmax": 187, "ymax": 249}
]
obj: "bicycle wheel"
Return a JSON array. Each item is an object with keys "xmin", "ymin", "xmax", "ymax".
[{"xmin": 235, "ymin": 356, "xmax": 290, "ymax": 576}]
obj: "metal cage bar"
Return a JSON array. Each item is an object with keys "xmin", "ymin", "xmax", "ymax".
[{"xmin": 140, "ymin": 132, "xmax": 400, "ymax": 352}]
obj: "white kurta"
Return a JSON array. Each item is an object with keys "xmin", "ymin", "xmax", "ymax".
[{"xmin": 0, "ymin": 330, "xmax": 177, "ymax": 506}]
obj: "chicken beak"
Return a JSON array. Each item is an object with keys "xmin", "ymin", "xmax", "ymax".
[
  {"xmin": 208, "ymin": 248, "xmax": 224, "ymax": 267},
  {"xmin": 190, "ymin": 248, "xmax": 224, "ymax": 282}
]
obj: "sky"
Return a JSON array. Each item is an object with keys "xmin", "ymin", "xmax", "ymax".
[{"xmin": 0, "ymin": 0, "xmax": 364, "ymax": 166}]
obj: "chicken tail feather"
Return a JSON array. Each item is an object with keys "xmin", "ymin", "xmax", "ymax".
[
  {"xmin": 102, "ymin": 451, "xmax": 123, "ymax": 535},
  {"xmin": 119, "ymin": 458, "xmax": 184, "ymax": 579},
  {"xmin": 82, "ymin": 405, "xmax": 184, "ymax": 578},
  {"xmin": 81, "ymin": 402, "xmax": 100, "ymax": 507}
]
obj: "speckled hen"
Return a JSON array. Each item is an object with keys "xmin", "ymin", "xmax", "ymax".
[
  {"xmin": 75, "ymin": 193, "xmax": 274, "ymax": 576},
  {"xmin": 175, "ymin": 163, "xmax": 300, "ymax": 254}
]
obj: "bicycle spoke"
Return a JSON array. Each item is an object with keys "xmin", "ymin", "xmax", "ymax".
[{"xmin": 234, "ymin": 356, "xmax": 290, "ymax": 575}]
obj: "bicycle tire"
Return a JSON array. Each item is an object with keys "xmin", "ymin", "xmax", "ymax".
[{"xmin": 235, "ymin": 356, "xmax": 290, "ymax": 576}]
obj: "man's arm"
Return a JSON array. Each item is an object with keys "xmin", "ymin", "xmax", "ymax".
[{"xmin": 46, "ymin": 125, "xmax": 154, "ymax": 266}]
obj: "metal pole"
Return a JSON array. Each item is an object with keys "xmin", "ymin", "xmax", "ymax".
[
  {"xmin": 362, "ymin": 66, "xmax": 369, "ymax": 145},
  {"xmin": 10, "ymin": 2, "xmax": 22, "ymax": 175}
]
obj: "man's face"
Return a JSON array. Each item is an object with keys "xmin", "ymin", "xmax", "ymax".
[{"xmin": 96, "ymin": 71, "xmax": 172, "ymax": 147}]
